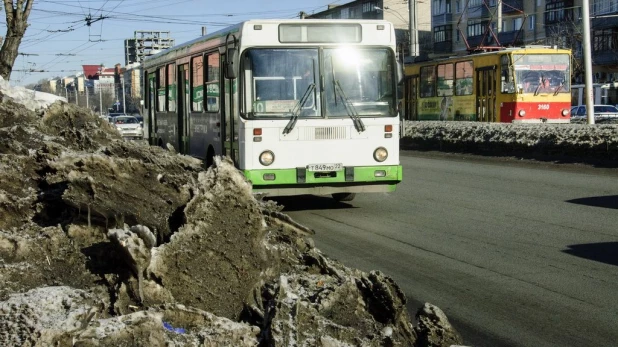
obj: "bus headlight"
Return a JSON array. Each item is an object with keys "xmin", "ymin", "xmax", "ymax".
[
  {"xmin": 373, "ymin": 147, "xmax": 388, "ymax": 162},
  {"xmin": 518, "ymin": 110, "xmax": 526, "ymax": 117},
  {"xmin": 562, "ymin": 109, "xmax": 569, "ymax": 117},
  {"xmin": 259, "ymin": 150, "xmax": 275, "ymax": 166}
]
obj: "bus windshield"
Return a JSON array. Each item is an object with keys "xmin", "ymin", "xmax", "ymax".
[
  {"xmin": 512, "ymin": 53, "xmax": 570, "ymax": 94},
  {"xmin": 244, "ymin": 47, "xmax": 396, "ymax": 118},
  {"xmin": 323, "ymin": 48, "xmax": 395, "ymax": 117},
  {"xmin": 245, "ymin": 48, "xmax": 319, "ymax": 118}
]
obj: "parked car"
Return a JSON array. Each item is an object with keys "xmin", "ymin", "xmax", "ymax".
[
  {"xmin": 570, "ymin": 104, "xmax": 618, "ymax": 122},
  {"xmin": 111, "ymin": 115, "xmax": 143, "ymax": 139}
]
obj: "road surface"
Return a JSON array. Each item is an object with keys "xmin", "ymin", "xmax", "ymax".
[{"xmin": 276, "ymin": 151, "xmax": 618, "ymax": 347}]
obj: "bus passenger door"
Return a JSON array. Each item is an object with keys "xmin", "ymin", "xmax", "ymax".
[
  {"xmin": 404, "ymin": 74, "xmax": 419, "ymax": 121},
  {"xmin": 222, "ymin": 53, "xmax": 238, "ymax": 166},
  {"xmin": 178, "ymin": 64, "xmax": 190, "ymax": 154},
  {"xmin": 476, "ymin": 67, "xmax": 497, "ymax": 122},
  {"xmin": 147, "ymin": 73, "xmax": 156, "ymax": 145}
]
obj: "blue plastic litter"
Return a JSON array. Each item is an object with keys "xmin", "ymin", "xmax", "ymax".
[{"xmin": 163, "ymin": 321, "xmax": 186, "ymax": 334}]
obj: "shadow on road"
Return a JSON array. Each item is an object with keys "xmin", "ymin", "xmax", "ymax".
[
  {"xmin": 266, "ymin": 195, "xmax": 357, "ymax": 212},
  {"xmin": 563, "ymin": 242, "xmax": 618, "ymax": 266},
  {"xmin": 566, "ymin": 195, "xmax": 618, "ymax": 209}
]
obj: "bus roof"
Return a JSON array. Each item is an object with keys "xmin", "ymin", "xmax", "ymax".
[
  {"xmin": 143, "ymin": 19, "xmax": 396, "ymax": 68},
  {"xmin": 406, "ymin": 46, "xmax": 571, "ymax": 66}
]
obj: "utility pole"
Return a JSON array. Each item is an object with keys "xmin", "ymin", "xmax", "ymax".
[
  {"xmin": 86, "ymin": 85, "xmax": 89, "ymax": 109},
  {"xmin": 409, "ymin": 0, "xmax": 419, "ymax": 57},
  {"xmin": 582, "ymin": 0, "xmax": 595, "ymax": 124},
  {"xmin": 122, "ymin": 77, "xmax": 126, "ymax": 113},
  {"xmin": 99, "ymin": 82, "xmax": 103, "ymax": 116},
  {"xmin": 75, "ymin": 90, "xmax": 78, "ymax": 106}
]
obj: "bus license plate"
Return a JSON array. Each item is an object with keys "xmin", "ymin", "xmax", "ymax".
[{"xmin": 307, "ymin": 163, "xmax": 343, "ymax": 172}]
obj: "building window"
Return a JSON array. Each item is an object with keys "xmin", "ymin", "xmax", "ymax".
[
  {"xmin": 545, "ymin": 1, "xmax": 572, "ymax": 24},
  {"xmin": 537, "ymin": 0, "xmax": 542, "ymax": 6},
  {"xmin": 528, "ymin": 14, "xmax": 536, "ymax": 30},
  {"xmin": 467, "ymin": 19, "xmax": 485, "ymax": 36},
  {"xmin": 434, "ymin": 25, "xmax": 453, "ymax": 42},
  {"xmin": 341, "ymin": 7, "xmax": 349, "ymax": 19},
  {"xmin": 593, "ymin": 28, "xmax": 618, "ymax": 52},
  {"xmin": 433, "ymin": 0, "xmax": 452, "ymax": 15},
  {"xmin": 514, "ymin": 17, "xmax": 523, "ymax": 31},
  {"xmin": 350, "ymin": 6, "xmax": 359, "ymax": 17},
  {"xmin": 362, "ymin": 2, "xmax": 377, "ymax": 12},
  {"xmin": 592, "ymin": 0, "xmax": 618, "ymax": 15},
  {"xmin": 468, "ymin": 0, "xmax": 482, "ymax": 7}
]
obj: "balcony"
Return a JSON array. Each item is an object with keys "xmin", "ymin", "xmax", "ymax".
[
  {"xmin": 502, "ymin": 0, "xmax": 523, "ymax": 13},
  {"xmin": 466, "ymin": 35, "xmax": 492, "ymax": 47},
  {"xmin": 434, "ymin": 41, "xmax": 453, "ymax": 53},
  {"xmin": 592, "ymin": 16, "xmax": 618, "ymax": 30},
  {"xmin": 498, "ymin": 30, "xmax": 525, "ymax": 45},
  {"xmin": 593, "ymin": 49, "xmax": 618, "ymax": 65},
  {"xmin": 433, "ymin": 13, "xmax": 453, "ymax": 26}
]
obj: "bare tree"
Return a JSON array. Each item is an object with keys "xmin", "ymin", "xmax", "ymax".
[{"xmin": 0, "ymin": 0, "xmax": 34, "ymax": 80}]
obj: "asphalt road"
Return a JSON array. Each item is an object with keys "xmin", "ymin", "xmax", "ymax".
[{"xmin": 276, "ymin": 151, "xmax": 618, "ymax": 347}]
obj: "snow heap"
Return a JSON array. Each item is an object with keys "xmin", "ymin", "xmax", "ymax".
[
  {"xmin": 402, "ymin": 120, "xmax": 618, "ymax": 165},
  {"xmin": 0, "ymin": 81, "xmax": 463, "ymax": 345},
  {"xmin": 0, "ymin": 76, "xmax": 66, "ymax": 111}
]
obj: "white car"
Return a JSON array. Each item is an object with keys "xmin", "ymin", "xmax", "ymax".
[
  {"xmin": 570, "ymin": 104, "xmax": 618, "ymax": 123},
  {"xmin": 112, "ymin": 116, "xmax": 143, "ymax": 139}
]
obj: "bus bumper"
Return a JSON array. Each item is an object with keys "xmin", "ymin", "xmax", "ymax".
[
  {"xmin": 512, "ymin": 119, "xmax": 571, "ymax": 124},
  {"xmin": 244, "ymin": 165, "xmax": 403, "ymax": 197}
]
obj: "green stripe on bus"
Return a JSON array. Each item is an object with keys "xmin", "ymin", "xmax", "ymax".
[{"xmin": 243, "ymin": 165, "xmax": 402, "ymax": 185}]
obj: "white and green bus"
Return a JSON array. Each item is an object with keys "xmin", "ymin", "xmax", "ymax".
[{"xmin": 142, "ymin": 19, "xmax": 403, "ymax": 201}]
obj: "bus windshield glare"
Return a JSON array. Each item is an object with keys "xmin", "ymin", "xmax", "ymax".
[
  {"xmin": 244, "ymin": 47, "xmax": 395, "ymax": 118},
  {"xmin": 512, "ymin": 53, "xmax": 570, "ymax": 94}
]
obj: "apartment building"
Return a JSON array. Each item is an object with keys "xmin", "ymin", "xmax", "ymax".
[{"xmin": 305, "ymin": 0, "xmax": 433, "ymax": 60}]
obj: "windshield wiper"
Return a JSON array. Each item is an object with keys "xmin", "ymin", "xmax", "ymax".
[
  {"xmin": 334, "ymin": 79, "xmax": 365, "ymax": 133},
  {"xmin": 283, "ymin": 83, "xmax": 315, "ymax": 135},
  {"xmin": 534, "ymin": 75, "xmax": 546, "ymax": 96},
  {"xmin": 553, "ymin": 82, "xmax": 564, "ymax": 96}
]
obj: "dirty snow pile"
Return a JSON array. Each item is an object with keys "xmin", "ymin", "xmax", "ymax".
[
  {"xmin": 0, "ymin": 76, "xmax": 66, "ymax": 111},
  {"xmin": 0, "ymin": 89, "xmax": 463, "ymax": 345},
  {"xmin": 402, "ymin": 120, "xmax": 618, "ymax": 164}
]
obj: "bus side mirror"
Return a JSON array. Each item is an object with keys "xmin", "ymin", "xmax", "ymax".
[
  {"xmin": 397, "ymin": 61, "xmax": 404, "ymax": 84},
  {"xmin": 225, "ymin": 48, "xmax": 238, "ymax": 79}
]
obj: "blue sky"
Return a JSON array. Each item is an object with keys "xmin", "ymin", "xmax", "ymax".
[{"xmin": 8, "ymin": 0, "xmax": 348, "ymax": 86}]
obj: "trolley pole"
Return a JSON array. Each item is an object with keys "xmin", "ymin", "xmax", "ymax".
[{"xmin": 581, "ymin": 0, "xmax": 595, "ymax": 125}]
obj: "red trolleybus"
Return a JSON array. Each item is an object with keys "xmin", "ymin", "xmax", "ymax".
[{"xmin": 402, "ymin": 46, "xmax": 572, "ymax": 123}]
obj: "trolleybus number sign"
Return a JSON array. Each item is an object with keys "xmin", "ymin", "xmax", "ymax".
[{"xmin": 307, "ymin": 163, "xmax": 343, "ymax": 172}]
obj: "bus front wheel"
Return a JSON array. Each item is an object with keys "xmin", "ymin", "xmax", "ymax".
[{"xmin": 332, "ymin": 193, "xmax": 356, "ymax": 202}]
